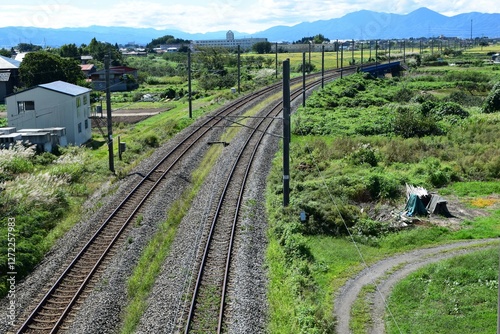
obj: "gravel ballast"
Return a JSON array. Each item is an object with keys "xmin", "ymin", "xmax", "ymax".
[{"xmin": 0, "ymin": 91, "xmax": 286, "ymax": 334}]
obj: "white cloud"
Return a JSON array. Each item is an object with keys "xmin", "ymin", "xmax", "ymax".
[{"xmin": 1, "ymin": 0, "xmax": 499, "ymax": 32}]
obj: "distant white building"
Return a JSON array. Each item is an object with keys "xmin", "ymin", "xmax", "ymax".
[
  {"xmin": 6, "ymin": 81, "xmax": 92, "ymax": 146},
  {"xmin": 192, "ymin": 30, "xmax": 268, "ymax": 51}
]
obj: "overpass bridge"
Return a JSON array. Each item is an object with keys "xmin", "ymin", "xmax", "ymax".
[{"xmin": 360, "ymin": 61, "xmax": 407, "ymax": 77}]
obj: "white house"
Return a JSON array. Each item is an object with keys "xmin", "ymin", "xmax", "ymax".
[{"xmin": 6, "ymin": 81, "xmax": 92, "ymax": 146}]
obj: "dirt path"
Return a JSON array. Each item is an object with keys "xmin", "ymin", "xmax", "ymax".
[{"xmin": 334, "ymin": 239, "xmax": 499, "ymax": 334}]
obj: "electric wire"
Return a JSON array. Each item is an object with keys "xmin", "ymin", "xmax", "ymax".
[{"xmin": 294, "ymin": 96, "xmax": 404, "ymax": 333}]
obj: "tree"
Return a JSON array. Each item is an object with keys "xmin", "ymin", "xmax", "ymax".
[
  {"xmin": 59, "ymin": 43, "xmax": 80, "ymax": 59},
  {"xmin": 19, "ymin": 51, "xmax": 84, "ymax": 87},
  {"xmin": 0, "ymin": 48, "xmax": 11, "ymax": 57},
  {"xmin": 83, "ymin": 38, "xmax": 123, "ymax": 65},
  {"xmin": 294, "ymin": 34, "xmax": 330, "ymax": 44},
  {"xmin": 146, "ymin": 35, "xmax": 191, "ymax": 49},
  {"xmin": 17, "ymin": 43, "xmax": 42, "ymax": 52},
  {"xmin": 194, "ymin": 47, "xmax": 236, "ymax": 90},
  {"xmin": 252, "ymin": 41, "xmax": 272, "ymax": 54}
]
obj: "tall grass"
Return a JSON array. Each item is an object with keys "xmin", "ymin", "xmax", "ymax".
[
  {"xmin": 265, "ymin": 61, "xmax": 500, "ymax": 333},
  {"xmin": 386, "ymin": 248, "xmax": 499, "ymax": 334}
]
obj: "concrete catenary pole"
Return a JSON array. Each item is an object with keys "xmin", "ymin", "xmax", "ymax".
[
  {"xmin": 282, "ymin": 59, "xmax": 291, "ymax": 207},
  {"xmin": 104, "ymin": 54, "xmax": 114, "ymax": 173}
]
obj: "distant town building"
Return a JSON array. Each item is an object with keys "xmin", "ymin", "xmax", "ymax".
[
  {"xmin": 0, "ymin": 55, "xmax": 21, "ymax": 103},
  {"xmin": 90, "ymin": 66, "xmax": 139, "ymax": 92},
  {"xmin": 6, "ymin": 81, "xmax": 92, "ymax": 146},
  {"xmin": 192, "ymin": 30, "xmax": 267, "ymax": 50},
  {"xmin": 80, "ymin": 63, "xmax": 96, "ymax": 78}
]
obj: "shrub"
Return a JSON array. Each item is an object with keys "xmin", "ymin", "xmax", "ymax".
[
  {"xmin": 161, "ymin": 87, "xmax": 176, "ymax": 99},
  {"xmin": 350, "ymin": 218, "xmax": 393, "ymax": 237},
  {"xmin": 367, "ymin": 174, "xmax": 402, "ymax": 200},
  {"xmin": 33, "ymin": 152, "xmax": 57, "ymax": 165},
  {"xmin": 392, "ymin": 86, "xmax": 414, "ymax": 103},
  {"xmin": 300, "ymin": 201, "xmax": 361, "ymax": 236},
  {"xmin": 144, "ymin": 134, "xmax": 159, "ymax": 147},
  {"xmin": 433, "ymin": 102, "xmax": 469, "ymax": 118},
  {"xmin": 349, "ymin": 143, "xmax": 378, "ymax": 167},
  {"xmin": 392, "ymin": 106, "xmax": 442, "ymax": 138},
  {"xmin": 447, "ymin": 90, "xmax": 483, "ymax": 107},
  {"xmin": 295, "ymin": 62, "xmax": 316, "ymax": 73},
  {"xmin": 483, "ymin": 82, "xmax": 500, "ymax": 113}
]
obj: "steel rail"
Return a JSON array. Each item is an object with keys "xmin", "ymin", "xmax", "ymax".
[{"xmin": 184, "ymin": 68, "xmax": 350, "ymax": 333}]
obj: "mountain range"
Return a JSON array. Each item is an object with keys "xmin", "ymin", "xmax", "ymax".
[{"xmin": 0, "ymin": 7, "xmax": 497, "ymax": 48}]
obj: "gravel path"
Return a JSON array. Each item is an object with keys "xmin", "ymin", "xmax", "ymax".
[{"xmin": 334, "ymin": 239, "xmax": 499, "ymax": 334}]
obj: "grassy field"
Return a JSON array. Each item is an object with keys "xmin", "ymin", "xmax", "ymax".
[{"xmin": 265, "ymin": 52, "xmax": 500, "ymax": 333}]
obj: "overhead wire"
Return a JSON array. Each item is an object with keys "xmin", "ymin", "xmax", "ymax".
[{"xmin": 292, "ymin": 85, "xmax": 404, "ymax": 333}]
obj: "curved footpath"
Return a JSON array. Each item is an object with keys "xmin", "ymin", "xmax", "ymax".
[{"xmin": 334, "ymin": 239, "xmax": 499, "ymax": 334}]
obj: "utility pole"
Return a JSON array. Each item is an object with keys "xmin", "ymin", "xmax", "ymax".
[
  {"xmin": 321, "ymin": 45, "xmax": 325, "ymax": 89},
  {"xmin": 403, "ymin": 40, "xmax": 406, "ymax": 63},
  {"xmin": 308, "ymin": 40, "xmax": 312, "ymax": 68},
  {"xmin": 104, "ymin": 54, "xmax": 114, "ymax": 173},
  {"xmin": 275, "ymin": 42, "xmax": 278, "ymax": 79},
  {"xmin": 388, "ymin": 40, "xmax": 391, "ymax": 63},
  {"xmin": 282, "ymin": 59, "xmax": 290, "ymax": 207},
  {"xmin": 302, "ymin": 52, "xmax": 306, "ymax": 107},
  {"xmin": 360, "ymin": 42, "xmax": 363, "ymax": 66},
  {"xmin": 336, "ymin": 39, "xmax": 339, "ymax": 68},
  {"xmin": 340, "ymin": 42, "xmax": 344, "ymax": 78},
  {"xmin": 351, "ymin": 39, "xmax": 354, "ymax": 65},
  {"xmin": 237, "ymin": 45, "xmax": 241, "ymax": 94},
  {"xmin": 369, "ymin": 40, "xmax": 372, "ymax": 61},
  {"xmin": 188, "ymin": 50, "xmax": 192, "ymax": 118}
]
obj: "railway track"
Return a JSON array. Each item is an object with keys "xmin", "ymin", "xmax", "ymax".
[
  {"xmin": 182, "ymin": 66, "xmax": 361, "ymax": 333},
  {"xmin": 15, "ymin": 64, "xmax": 365, "ymax": 334}
]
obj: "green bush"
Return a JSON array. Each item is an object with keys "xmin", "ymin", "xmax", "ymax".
[
  {"xmin": 367, "ymin": 173, "xmax": 402, "ymax": 200},
  {"xmin": 482, "ymin": 82, "xmax": 500, "ymax": 113},
  {"xmin": 349, "ymin": 143, "xmax": 378, "ymax": 167},
  {"xmin": 392, "ymin": 86, "xmax": 414, "ymax": 103},
  {"xmin": 392, "ymin": 106, "xmax": 443, "ymax": 138},
  {"xmin": 350, "ymin": 218, "xmax": 394, "ymax": 241},
  {"xmin": 300, "ymin": 201, "xmax": 361, "ymax": 236},
  {"xmin": 433, "ymin": 102, "xmax": 470, "ymax": 118},
  {"xmin": 144, "ymin": 134, "xmax": 159, "ymax": 147},
  {"xmin": 447, "ymin": 90, "xmax": 484, "ymax": 107}
]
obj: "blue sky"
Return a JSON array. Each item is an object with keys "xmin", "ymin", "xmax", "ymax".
[{"xmin": 2, "ymin": 0, "xmax": 498, "ymax": 33}]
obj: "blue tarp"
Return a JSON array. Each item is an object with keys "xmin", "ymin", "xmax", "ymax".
[{"xmin": 405, "ymin": 194, "xmax": 428, "ymax": 217}]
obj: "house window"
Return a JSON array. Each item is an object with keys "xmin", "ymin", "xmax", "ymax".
[
  {"xmin": 76, "ymin": 97, "xmax": 81, "ymax": 108},
  {"xmin": 83, "ymin": 95, "xmax": 88, "ymax": 105},
  {"xmin": 17, "ymin": 101, "xmax": 35, "ymax": 114},
  {"xmin": 78, "ymin": 123, "xmax": 82, "ymax": 133},
  {"xmin": 84, "ymin": 119, "xmax": 88, "ymax": 129}
]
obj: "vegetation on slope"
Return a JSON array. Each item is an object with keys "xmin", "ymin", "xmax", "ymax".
[{"xmin": 266, "ymin": 55, "xmax": 500, "ymax": 333}]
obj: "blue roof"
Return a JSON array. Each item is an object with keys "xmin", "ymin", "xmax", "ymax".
[
  {"xmin": 0, "ymin": 55, "xmax": 21, "ymax": 69},
  {"xmin": 38, "ymin": 81, "xmax": 91, "ymax": 96}
]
